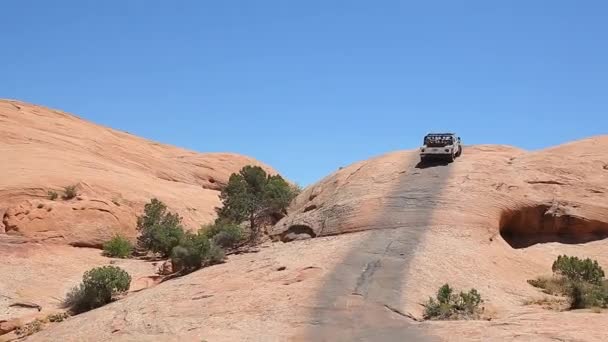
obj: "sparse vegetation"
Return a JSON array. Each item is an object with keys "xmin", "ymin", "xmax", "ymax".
[
  {"xmin": 135, "ymin": 198, "xmax": 227, "ymax": 274},
  {"xmin": 422, "ymin": 284, "xmax": 484, "ymax": 320},
  {"xmin": 527, "ymin": 276, "xmax": 571, "ymax": 295},
  {"xmin": 136, "ymin": 198, "xmax": 185, "ymax": 257},
  {"xmin": 133, "ymin": 166, "xmax": 296, "ymax": 277},
  {"xmin": 48, "ymin": 190, "xmax": 58, "ymax": 200},
  {"xmin": 103, "ymin": 235, "xmax": 134, "ymax": 258},
  {"xmin": 523, "ymin": 296, "xmax": 567, "ymax": 311},
  {"xmin": 63, "ymin": 266, "xmax": 131, "ymax": 314},
  {"xmin": 567, "ymin": 280, "xmax": 608, "ymax": 309},
  {"xmin": 202, "ymin": 221, "xmax": 244, "ymax": 249},
  {"xmin": 135, "ymin": 180, "xmax": 292, "ymax": 276},
  {"xmin": 170, "ymin": 232, "xmax": 224, "ymax": 274},
  {"xmin": 15, "ymin": 319, "xmax": 43, "ymax": 337},
  {"xmin": 528, "ymin": 255, "xmax": 608, "ymax": 310},
  {"xmin": 47, "ymin": 312, "xmax": 69, "ymax": 323},
  {"xmin": 62, "ymin": 185, "xmax": 78, "ymax": 200},
  {"xmin": 552, "ymin": 255, "xmax": 605, "ymax": 285},
  {"xmin": 216, "ymin": 165, "xmax": 298, "ymax": 242}
]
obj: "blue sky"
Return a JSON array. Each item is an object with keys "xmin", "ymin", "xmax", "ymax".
[{"xmin": 1, "ymin": 1, "xmax": 607, "ymax": 186}]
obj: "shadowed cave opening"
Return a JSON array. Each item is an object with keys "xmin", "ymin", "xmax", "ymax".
[
  {"xmin": 499, "ymin": 204, "xmax": 608, "ymax": 248},
  {"xmin": 279, "ymin": 224, "xmax": 316, "ymax": 242}
]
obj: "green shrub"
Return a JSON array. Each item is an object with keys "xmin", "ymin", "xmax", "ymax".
[
  {"xmin": 148, "ymin": 224, "xmax": 184, "ymax": 257},
  {"xmin": 62, "ymin": 185, "xmax": 78, "ymax": 200},
  {"xmin": 529, "ymin": 256, "xmax": 608, "ymax": 310},
  {"xmin": 552, "ymin": 255, "xmax": 605, "ymax": 285},
  {"xmin": 103, "ymin": 235, "xmax": 134, "ymax": 258},
  {"xmin": 170, "ymin": 245, "xmax": 197, "ymax": 272},
  {"xmin": 64, "ymin": 266, "xmax": 131, "ymax": 314},
  {"xmin": 171, "ymin": 232, "xmax": 208, "ymax": 271},
  {"xmin": 567, "ymin": 281, "xmax": 608, "ymax": 309},
  {"xmin": 170, "ymin": 232, "xmax": 225, "ymax": 273},
  {"xmin": 202, "ymin": 222, "xmax": 243, "ymax": 249},
  {"xmin": 529, "ymin": 276, "xmax": 608, "ymax": 309},
  {"xmin": 207, "ymin": 242, "xmax": 225, "ymax": 264},
  {"xmin": 423, "ymin": 284, "xmax": 483, "ymax": 320},
  {"xmin": 48, "ymin": 190, "xmax": 58, "ymax": 200},
  {"xmin": 216, "ymin": 166, "xmax": 298, "ymax": 242},
  {"xmin": 457, "ymin": 288, "xmax": 483, "ymax": 313},
  {"xmin": 136, "ymin": 198, "xmax": 185, "ymax": 257}
]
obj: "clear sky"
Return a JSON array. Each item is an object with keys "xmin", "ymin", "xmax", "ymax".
[{"xmin": 1, "ymin": 1, "xmax": 607, "ymax": 186}]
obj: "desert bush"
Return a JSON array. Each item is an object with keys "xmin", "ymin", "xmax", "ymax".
[
  {"xmin": 216, "ymin": 166, "xmax": 297, "ymax": 242},
  {"xmin": 170, "ymin": 232, "xmax": 224, "ymax": 273},
  {"xmin": 202, "ymin": 222, "xmax": 244, "ymax": 249},
  {"xmin": 103, "ymin": 235, "xmax": 134, "ymax": 258},
  {"xmin": 528, "ymin": 255, "xmax": 608, "ymax": 310},
  {"xmin": 212, "ymin": 228, "xmax": 243, "ymax": 249},
  {"xmin": 47, "ymin": 312, "xmax": 69, "ymax": 323},
  {"xmin": 48, "ymin": 190, "xmax": 58, "ymax": 200},
  {"xmin": 136, "ymin": 198, "xmax": 185, "ymax": 257},
  {"xmin": 63, "ymin": 285, "xmax": 86, "ymax": 312},
  {"xmin": 523, "ymin": 296, "xmax": 567, "ymax": 311},
  {"xmin": 207, "ymin": 242, "xmax": 225, "ymax": 264},
  {"xmin": 423, "ymin": 284, "xmax": 483, "ymax": 320},
  {"xmin": 552, "ymin": 255, "xmax": 605, "ymax": 285},
  {"xmin": 527, "ymin": 276, "xmax": 571, "ymax": 295},
  {"xmin": 567, "ymin": 281, "xmax": 608, "ymax": 309},
  {"xmin": 62, "ymin": 185, "xmax": 78, "ymax": 200},
  {"xmin": 147, "ymin": 224, "xmax": 184, "ymax": 257},
  {"xmin": 170, "ymin": 232, "xmax": 208, "ymax": 272},
  {"xmin": 64, "ymin": 266, "xmax": 131, "ymax": 314},
  {"xmin": 15, "ymin": 319, "xmax": 44, "ymax": 337}
]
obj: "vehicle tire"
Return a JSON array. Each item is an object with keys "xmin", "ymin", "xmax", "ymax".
[
  {"xmin": 448, "ymin": 153, "xmax": 454, "ymax": 162},
  {"xmin": 457, "ymin": 146, "xmax": 462, "ymax": 157}
]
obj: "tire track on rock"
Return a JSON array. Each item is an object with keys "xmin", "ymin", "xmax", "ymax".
[{"xmin": 306, "ymin": 153, "xmax": 453, "ymax": 341}]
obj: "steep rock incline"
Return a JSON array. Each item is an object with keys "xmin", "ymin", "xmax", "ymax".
[
  {"xmin": 267, "ymin": 137, "xmax": 608, "ymax": 340},
  {"xmin": 22, "ymin": 137, "xmax": 608, "ymax": 342},
  {"xmin": 272, "ymin": 138, "xmax": 608, "ymax": 245},
  {"xmin": 0, "ymin": 100, "xmax": 277, "ymax": 247}
]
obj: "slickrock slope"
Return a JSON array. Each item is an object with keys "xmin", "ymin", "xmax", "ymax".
[
  {"xmin": 25, "ymin": 136, "xmax": 608, "ymax": 342},
  {"xmin": 0, "ymin": 99, "xmax": 277, "ymax": 247},
  {"xmin": 0, "ymin": 241, "xmax": 159, "ymax": 337},
  {"xmin": 273, "ymin": 139, "xmax": 608, "ymax": 244},
  {"xmin": 0, "ymin": 99, "xmax": 281, "ymax": 338}
]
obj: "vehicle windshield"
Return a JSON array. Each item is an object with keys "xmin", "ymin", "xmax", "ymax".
[{"xmin": 424, "ymin": 135, "xmax": 453, "ymax": 147}]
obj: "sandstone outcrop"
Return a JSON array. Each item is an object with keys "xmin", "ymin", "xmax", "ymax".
[
  {"xmin": 25, "ymin": 137, "xmax": 608, "ymax": 341},
  {"xmin": 272, "ymin": 138, "xmax": 608, "ymax": 247},
  {"xmin": 0, "ymin": 100, "xmax": 277, "ymax": 247}
]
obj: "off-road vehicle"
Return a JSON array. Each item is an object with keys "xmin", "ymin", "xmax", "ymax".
[{"xmin": 419, "ymin": 133, "xmax": 462, "ymax": 163}]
